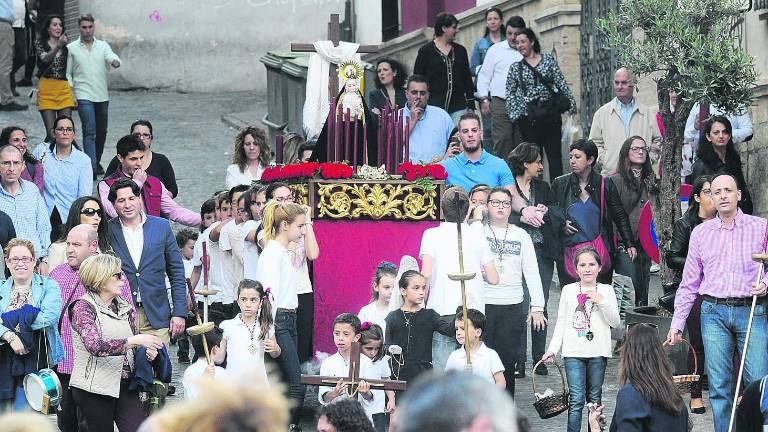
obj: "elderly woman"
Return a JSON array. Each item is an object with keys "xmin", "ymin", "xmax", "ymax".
[
  {"xmin": 1, "ymin": 126, "xmax": 45, "ymax": 194},
  {"xmin": 550, "ymin": 139, "xmax": 635, "ymax": 287},
  {"xmin": 69, "ymin": 254, "xmax": 162, "ymax": 432},
  {"xmin": 0, "ymin": 238, "xmax": 64, "ymax": 410},
  {"xmin": 225, "ymin": 126, "xmax": 271, "ymax": 189}
]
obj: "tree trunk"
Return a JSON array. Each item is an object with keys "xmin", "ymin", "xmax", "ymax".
[{"xmin": 653, "ymin": 77, "xmax": 695, "ymax": 289}]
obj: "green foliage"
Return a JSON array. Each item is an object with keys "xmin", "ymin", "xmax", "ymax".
[{"xmin": 596, "ymin": 0, "xmax": 757, "ymax": 114}]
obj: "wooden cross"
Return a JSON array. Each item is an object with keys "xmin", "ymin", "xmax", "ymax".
[
  {"xmin": 291, "ymin": 13, "xmax": 378, "ymax": 96},
  {"xmin": 301, "ymin": 341, "xmax": 407, "ymax": 398}
]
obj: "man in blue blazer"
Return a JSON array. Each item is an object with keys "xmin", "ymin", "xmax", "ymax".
[{"xmin": 107, "ymin": 178, "xmax": 187, "ymax": 344}]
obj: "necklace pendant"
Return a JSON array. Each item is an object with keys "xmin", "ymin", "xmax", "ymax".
[
  {"xmin": 586, "ymin": 331, "xmax": 594, "ymax": 341},
  {"xmin": 249, "ymin": 343, "xmax": 257, "ymax": 354},
  {"xmin": 496, "ymin": 259, "xmax": 504, "ymax": 275}
]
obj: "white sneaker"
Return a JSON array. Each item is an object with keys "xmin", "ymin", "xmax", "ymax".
[{"xmin": 650, "ymin": 264, "xmax": 660, "ymax": 273}]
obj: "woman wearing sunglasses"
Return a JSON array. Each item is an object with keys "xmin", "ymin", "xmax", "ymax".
[
  {"xmin": 588, "ymin": 323, "xmax": 690, "ymax": 432},
  {"xmin": 44, "ymin": 196, "xmax": 111, "ymax": 272}
]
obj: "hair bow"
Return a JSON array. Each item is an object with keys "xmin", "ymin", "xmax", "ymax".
[
  {"xmin": 377, "ymin": 261, "xmax": 397, "ymax": 271},
  {"xmin": 263, "ymin": 287, "xmax": 272, "ymax": 300},
  {"xmin": 360, "ymin": 321, "xmax": 373, "ymax": 331}
]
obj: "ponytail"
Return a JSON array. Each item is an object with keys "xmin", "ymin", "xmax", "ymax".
[
  {"xmin": 259, "ymin": 200, "xmax": 305, "ymax": 248},
  {"xmin": 259, "ymin": 288, "xmax": 274, "ymax": 341}
]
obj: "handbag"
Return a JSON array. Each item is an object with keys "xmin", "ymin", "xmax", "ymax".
[
  {"xmin": 563, "ymin": 177, "xmax": 612, "ymax": 279},
  {"xmin": 518, "ymin": 60, "xmax": 570, "ymax": 122}
]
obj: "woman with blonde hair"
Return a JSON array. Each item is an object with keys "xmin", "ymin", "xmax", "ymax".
[
  {"xmin": 226, "ymin": 126, "xmax": 271, "ymax": 189},
  {"xmin": 69, "ymin": 254, "xmax": 163, "ymax": 432},
  {"xmin": 0, "ymin": 238, "xmax": 64, "ymax": 410},
  {"xmin": 256, "ymin": 201, "xmax": 308, "ymax": 431}
]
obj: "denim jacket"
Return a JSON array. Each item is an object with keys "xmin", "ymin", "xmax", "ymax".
[{"xmin": 0, "ymin": 274, "xmax": 65, "ymax": 366}]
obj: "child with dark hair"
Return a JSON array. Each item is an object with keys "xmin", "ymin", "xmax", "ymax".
[
  {"xmin": 220, "ymin": 279, "xmax": 280, "ymax": 383},
  {"xmin": 358, "ymin": 261, "xmax": 398, "ymax": 334},
  {"xmin": 445, "ymin": 307, "xmax": 505, "ymax": 389},
  {"xmin": 317, "ymin": 313, "xmax": 378, "ymax": 416},
  {"xmin": 176, "ymin": 228, "xmax": 199, "ymax": 363},
  {"xmin": 420, "ymin": 187, "xmax": 498, "ymax": 370},
  {"xmin": 181, "ymin": 327, "xmax": 229, "ymax": 399},
  {"xmin": 359, "ymin": 323, "xmax": 396, "ymax": 431},
  {"xmin": 316, "ymin": 399, "xmax": 376, "ymax": 432},
  {"xmin": 385, "ymin": 270, "xmax": 455, "ymax": 383}
]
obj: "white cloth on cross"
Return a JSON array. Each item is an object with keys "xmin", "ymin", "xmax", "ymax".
[{"xmin": 302, "ymin": 41, "xmax": 361, "ymax": 140}]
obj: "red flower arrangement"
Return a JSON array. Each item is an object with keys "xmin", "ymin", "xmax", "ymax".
[
  {"xmin": 397, "ymin": 162, "xmax": 448, "ymax": 182},
  {"xmin": 260, "ymin": 162, "xmax": 353, "ymax": 182}
]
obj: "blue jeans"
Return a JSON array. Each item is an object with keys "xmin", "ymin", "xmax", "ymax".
[
  {"xmin": 77, "ymin": 99, "xmax": 109, "ymax": 169},
  {"xmin": 274, "ymin": 309, "xmax": 304, "ymax": 424},
  {"xmin": 700, "ymin": 300, "xmax": 768, "ymax": 432},
  {"xmin": 564, "ymin": 357, "xmax": 607, "ymax": 432},
  {"xmin": 0, "ymin": 385, "xmax": 30, "ymax": 412},
  {"xmin": 431, "ymin": 315, "xmax": 457, "ymax": 371}
]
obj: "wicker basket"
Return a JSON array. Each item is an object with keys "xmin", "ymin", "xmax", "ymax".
[
  {"xmin": 663, "ymin": 338, "xmax": 700, "ymax": 394},
  {"xmin": 532, "ymin": 359, "xmax": 569, "ymax": 419}
]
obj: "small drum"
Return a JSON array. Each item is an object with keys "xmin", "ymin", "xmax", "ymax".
[{"xmin": 23, "ymin": 368, "xmax": 63, "ymax": 414}]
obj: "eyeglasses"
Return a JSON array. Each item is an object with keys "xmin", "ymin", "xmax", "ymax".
[
  {"xmin": 625, "ymin": 322, "xmax": 659, "ymax": 333},
  {"xmin": 275, "ymin": 196, "xmax": 295, "ymax": 203},
  {"xmin": 629, "ymin": 146, "xmax": 649, "ymax": 153},
  {"xmin": 55, "ymin": 127, "xmax": 75, "ymax": 134},
  {"xmin": 489, "ymin": 199, "xmax": 512, "ymax": 208},
  {"xmin": 10, "ymin": 137, "xmax": 27, "ymax": 143},
  {"xmin": 237, "ymin": 207, "xmax": 245, "ymax": 213},
  {"xmin": 113, "ymin": 273, "xmax": 123, "ymax": 280},
  {"xmin": 80, "ymin": 208, "xmax": 103, "ymax": 217},
  {"xmin": 8, "ymin": 256, "xmax": 34, "ymax": 264},
  {"xmin": 132, "ymin": 133, "xmax": 152, "ymax": 140},
  {"xmin": 0, "ymin": 160, "xmax": 23, "ymax": 168}
]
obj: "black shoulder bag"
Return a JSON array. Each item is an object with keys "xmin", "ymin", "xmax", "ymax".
[{"xmin": 518, "ymin": 59, "xmax": 571, "ymax": 123}]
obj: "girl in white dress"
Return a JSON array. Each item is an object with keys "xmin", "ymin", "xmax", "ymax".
[
  {"xmin": 358, "ymin": 261, "xmax": 397, "ymax": 335},
  {"xmin": 220, "ymin": 279, "xmax": 281, "ymax": 384}
]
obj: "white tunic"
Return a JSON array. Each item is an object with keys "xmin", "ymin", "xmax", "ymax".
[
  {"xmin": 220, "ymin": 315, "xmax": 274, "ymax": 384},
  {"xmin": 318, "ymin": 352, "xmax": 379, "ymax": 419}
]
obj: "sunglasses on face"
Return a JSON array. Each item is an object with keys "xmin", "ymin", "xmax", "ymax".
[
  {"xmin": 113, "ymin": 273, "xmax": 123, "ymax": 280},
  {"xmin": 80, "ymin": 208, "xmax": 103, "ymax": 217}
]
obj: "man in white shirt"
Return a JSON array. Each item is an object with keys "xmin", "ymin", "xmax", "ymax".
[
  {"xmin": 66, "ymin": 14, "xmax": 120, "ymax": 174},
  {"xmin": 476, "ymin": 16, "xmax": 525, "ymax": 159},
  {"xmin": 420, "ymin": 187, "xmax": 498, "ymax": 371}
]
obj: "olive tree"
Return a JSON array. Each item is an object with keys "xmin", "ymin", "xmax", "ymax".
[{"xmin": 597, "ymin": 0, "xmax": 757, "ymax": 286}]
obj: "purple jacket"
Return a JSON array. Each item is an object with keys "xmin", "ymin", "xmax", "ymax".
[{"xmin": 20, "ymin": 163, "xmax": 45, "ymax": 194}]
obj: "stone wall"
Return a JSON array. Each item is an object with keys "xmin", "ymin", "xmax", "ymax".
[{"xmin": 77, "ymin": 0, "xmax": 347, "ymax": 92}]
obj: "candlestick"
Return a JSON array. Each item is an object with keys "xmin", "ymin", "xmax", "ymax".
[
  {"xmin": 386, "ymin": 111, "xmax": 393, "ymax": 173},
  {"xmin": 345, "ymin": 108, "xmax": 351, "ymax": 162},
  {"xmin": 335, "ymin": 106, "xmax": 341, "ymax": 162},
  {"xmin": 328, "ymin": 98, "xmax": 336, "ymax": 162},
  {"xmin": 275, "ymin": 134, "xmax": 284, "ymax": 164},
  {"xmin": 377, "ymin": 110, "xmax": 383, "ymax": 167},
  {"xmin": 363, "ymin": 120, "xmax": 368, "ymax": 166},
  {"xmin": 353, "ymin": 114, "xmax": 359, "ymax": 169},
  {"xmin": 404, "ymin": 117, "xmax": 411, "ymax": 163}
]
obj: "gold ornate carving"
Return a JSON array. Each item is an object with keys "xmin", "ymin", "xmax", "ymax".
[
  {"xmin": 316, "ymin": 182, "xmax": 437, "ymax": 220},
  {"xmin": 288, "ymin": 183, "xmax": 309, "ymax": 206}
]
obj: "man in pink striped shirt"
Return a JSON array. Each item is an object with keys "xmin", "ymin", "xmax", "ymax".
[
  {"xmin": 49, "ymin": 224, "xmax": 133, "ymax": 432},
  {"xmin": 667, "ymin": 174, "xmax": 768, "ymax": 432}
]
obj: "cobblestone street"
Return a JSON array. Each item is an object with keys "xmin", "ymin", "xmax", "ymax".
[{"xmin": 2, "ymin": 90, "xmax": 713, "ymax": 431}]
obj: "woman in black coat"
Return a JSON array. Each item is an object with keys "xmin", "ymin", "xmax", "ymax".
[
  {"xmin": 368, "ymin": 59, "xmax": 407, "ymax": 115},
  {"xmin": 550, "ymin": 139, "xmax": 635, "ymax": 287},
  {"xmin": 687, "ymin": 115, "xmax": 752, "ymax": 214},
  {"xmin": 665, "ymin": 175, "xmax": 716, "ymax": 414}
]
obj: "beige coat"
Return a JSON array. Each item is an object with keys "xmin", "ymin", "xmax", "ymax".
[
  {"xmin": 69, "ymin": 293, "xmax": 135, "ymax": 398},
  {"xmin": 589, "ymin": 97, "xmax": 661, "ymax": 175}
]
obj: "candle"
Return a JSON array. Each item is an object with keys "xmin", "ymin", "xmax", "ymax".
[
  {"xmin": 386, "ymin": 111, "xmax": 392, "ymax": 173},
  {"xmin": 404, "ymin": 116, "xmax": 411, "ymax": 163},
  {"xmin": 377, "ymin": 110, "xmax": 383, "ymax": 167},
  {"xmin": 335, "ymin": 106, "xmax": 341, "ymax": 162},
  {"xmin": 275, "ymin": 134, "xmax": 284, "ymax": 164},
  {"xmin": 363, "ymin": 120, "xmax": 368, "ymax": 166},
  {"xmin": 345, "ymin": 108, "xmax": 351, "ymax": 162},
  {"xmin": 328, "ymin": 98, "xmax": 336, "ymax": 161},
  {"xmin": 202, "ymin": 241, "xmax": 209, "ymax": 287},
  {"xmin": 353, "ymin": 113, "xmax": 359, "ymax": 169}
]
